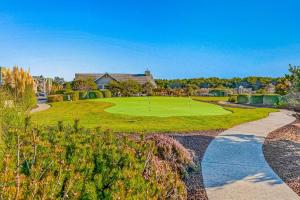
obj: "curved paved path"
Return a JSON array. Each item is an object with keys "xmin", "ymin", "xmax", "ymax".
[
  {"xmin": 30, "ymin": 103, "xmax": 50, "ymax": 113},
  {"xmin": 202, "ymin": 110, "xmax": 300, "ymax": 200}
]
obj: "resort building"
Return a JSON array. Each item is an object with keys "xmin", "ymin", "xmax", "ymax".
[{"xmin": 75, "ymin": 70, "xmax": 157, "ymax": 89}]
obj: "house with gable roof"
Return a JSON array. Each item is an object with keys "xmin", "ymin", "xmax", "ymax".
[{"xmin": 75, "ymin": 70, "xmax": 157, "ymax": 89}]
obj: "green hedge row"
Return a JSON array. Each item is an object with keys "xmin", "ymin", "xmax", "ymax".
[
  {"xmin": 228, "ymin": 95, "xmax": 238, "ymax": 103},
  {"xmin": 209, "ymin": 89, "xmax": 227, "ymax": 97},
  {"xmin": 237, "ymin": 94, "xmax": 250, "ymax": 104},
  {"xmin": 250, "ymin": 94, "xmax": 264, "ymax": 104},
  {"xmin": 263, "ymin": 94, "xmax": 281, "ymax": 106},
  {"xmin": 48, "ymin": 95, "xmax": 64, "ymax": 102},
  {"xmin": 236, "ymin": 94, "xmax": 281, "ymax": 106},
  {"xmin": 49, "ymin": 90, "xmax": 112, "ymax": 102}
]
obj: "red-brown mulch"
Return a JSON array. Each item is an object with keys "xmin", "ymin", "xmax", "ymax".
[
  {"xmin": 263, "ymin": 121, "xmax": 300, "ymax": 197},
  {"xmin": 171, "ymin": 130, "xmax": 222, "ymax": 200}
]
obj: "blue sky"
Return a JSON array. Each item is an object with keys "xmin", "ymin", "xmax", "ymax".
[{"xmin": 0, "ymin": 0, "xmax": 300, "ymax": 80}]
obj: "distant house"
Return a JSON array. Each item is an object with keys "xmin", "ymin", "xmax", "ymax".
[
  {"xmin": 33, "ymin": 76, "xmax": 53, "ymax": 94},
  {"xmin": 75, "ymin": 70, "xmax": 157, "ymax": 89}
]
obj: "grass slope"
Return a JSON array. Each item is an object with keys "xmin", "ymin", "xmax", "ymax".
[
  {"xmin": 31, "ymin": 97, "xmax": 277, "ymax": 133},
  {"xmin": 93, "ymin": 97, "xmax": 231, "ymax": 117}
]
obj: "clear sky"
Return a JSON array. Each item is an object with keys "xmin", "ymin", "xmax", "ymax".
[{"xmin": 0, "ymin": 0, "xmax": 300, "ymax": 80}]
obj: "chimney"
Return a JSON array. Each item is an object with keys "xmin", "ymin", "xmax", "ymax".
[{"xmin": 145, "ymin": 69, "xmax": 151, "ymax": 76}]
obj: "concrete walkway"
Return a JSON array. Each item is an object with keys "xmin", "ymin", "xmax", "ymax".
[
  {"xmin": 202, "ymin": 110, "xmax": 300, "ymax": 200},
  {"xmin": 30, "ymin": 103, "xmax": 50, "ymax": 113}
]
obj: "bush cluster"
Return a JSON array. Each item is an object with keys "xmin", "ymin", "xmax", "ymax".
[
  {"xmin": 49, "ymin": 90, "xmax": 112, "ymax": 102},
  {"xmin": 208, "ymin": 89, "xmax": 228, "ymax": 97},
  {"xmin": 0, "ymin": 120, "xmax": 190, "ymax": 199},
  {"xmin": 250, "ymin": 94, "xmax": 264, "ymax": 104},
  {"xmin": 48, "ymin": 94, "xmax": 64, "ymax": 102},
  {"xmin": 102, "ymin": 90, "xmax": 112, "ymax": 98},
  {"xmin": 236, "ymin": 94, "xmax": 282, "ymax": 106},
  {"xmin": 263, "ymin": 94, "xmax": 281, "ymax": 106},
  {"xmin": 237, "ymin": 94, "xmax": 250, "ymax": 104},
  {"xmin": 228, "ymin": 95, "xmax": 238, "ymax": 103},
  {"xmin": 64, "ymin": 91, "xmax": 79, "ymax": 101},
  {"xmin": 88, "ymin": 90, "xmax": 103, "ymax": 99}
]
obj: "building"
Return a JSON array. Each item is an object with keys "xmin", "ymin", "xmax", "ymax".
[
  {"xmin": 33, "ymin": 76, "xmax": 53, "ymax": 94},
  {"xmin": 75, "ymin": 70, "xmax": 157, "ymax": 89}
]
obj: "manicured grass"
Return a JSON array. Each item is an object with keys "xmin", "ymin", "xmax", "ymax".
[
  {"xmin": 93, "ymin": 97, "xmax": 231, "ymax": 117},
  {"xmin": 31, "ymin": 97, "xmax": 277, "ymax": 133}
]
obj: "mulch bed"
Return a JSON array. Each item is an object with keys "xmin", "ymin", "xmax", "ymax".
[
  {"xmin": 171, "ymin": 130, "xmax": 222, "ymax": 200},
  {"xmin": 263, "ymin": 120, "xmax": 300, "ymax": 197}
]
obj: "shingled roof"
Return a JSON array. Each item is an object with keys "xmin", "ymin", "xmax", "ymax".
[{"xmin": 75, "ymin": 72, "xmax": 157, "ymax": 87}]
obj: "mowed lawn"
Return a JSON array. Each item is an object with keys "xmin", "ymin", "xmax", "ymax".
[
  {"xmin": 31, "ymin": 97, "xmax": 277, "ymax": 133},
  {"xmin": 93, "ymin": 97, "xmax": 231, "ymax": 117}
]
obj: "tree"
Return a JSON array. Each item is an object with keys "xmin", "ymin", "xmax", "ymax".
[
  {"xmin": 108, "ymin": 80, "xmax": 122, "ymax": 96},
  {"xmin": 65, "ymin": 82, "xmax": 72, "ymax": 91},
  {"xmin": 287, "ymin": 64, "xmax": 300, "ymax": 91},
  {"xmin": 275, "ymin": 78, "xmax": 291, "ymax": 95},
  {"xmin": 120, "ymin": 80, "xmax": 141, "ymax": 96},
  {"xmin": 53, "ymin": 77, "xmax": 65, "ymax": 86},
  {"xmin": 72, "ymin": 78, "xmax": 97, "ymax": 91},
  {"xmin": 142, "ymin": 82, "xmax": 154, "ymax": 96},
  {"xmin": 185, "ymin": 84, "xmax": 198, "ymax": 96}
]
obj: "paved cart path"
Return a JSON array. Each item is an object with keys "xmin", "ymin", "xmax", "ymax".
[
  {"xmin": 31, "ymin": 103, "xmax": 50, "ymax": 113},
  {"xmin": 202, "ymin": 110, "xmax": 300, "ymax": 200}
]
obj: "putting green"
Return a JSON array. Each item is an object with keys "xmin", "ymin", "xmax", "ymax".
[{"xmin": 93, "ymin": 97, "xmax": 231, "ymax": 117}]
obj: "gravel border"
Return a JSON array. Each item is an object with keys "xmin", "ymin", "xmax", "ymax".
[
  {"xmin": 171, "ymin": 130, "xmax": 222, "ymax": 200},
  {"xmin": 263, "ymin": 120, "xmax": 300, "ymax": 197}
]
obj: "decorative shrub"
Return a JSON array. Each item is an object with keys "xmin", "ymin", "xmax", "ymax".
[
  {"xmin": 237, "ymin": 94, "xmax": 250, "ymax": 104},
  {"xmin": 48, "ymin": 95, "xmax": 63, "ymax": 102},
  {"xmin": 79, "ymin": 91, "xmax": 89, "ymax": 100},
  {"xmin": 146, "ymin": 134, "xmax": 194, "ymax": 175},
  {"xmin": 250, "ymin": 94, "xmax": 264, "ymax": 105},
  {"xmin": 263, "ymin": 94, "xmax": 281, "ymax": 106},
  {"xmin": 88, "ymin": 90, "xmax": 103, "ymax": 99},
  {"xmin": 0, "ymin": 121, "xmax": 188, "ymax": 199},
  {"xmin": 64, "ymin": 91, "xmax": 79, "ymax": 101},
  {"xmin": 228, "ymin": 95, "xmax": 238, "ymax": 103},
  {"xmin": 103, "ymin": 90, "xmax": 112, "ymax": 98}
]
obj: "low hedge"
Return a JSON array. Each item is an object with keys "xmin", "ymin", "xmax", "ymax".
[
  {"xmin": 103, "ymin": 90, "xmax": 112, "ymax": 98},
  {"xmin": 250, "ymin": 94, "xmax": 264, "ymax": 105},
  {"xmin": 263, "ymin": 94, "xmax": 281, "ymax": 106},
  {"xmin": 64, "ymin": 91, "xmax": 79, "ymax": 101},
  {"xmin": 48, "ymin": 95, "xmax": 63, "ymax": 102},
  {"xmin": 237, "ymin": 94, "xmax": 250, "ymax": 104},
  {"xmin": 88, "ymin": 90, "xmax": 103, "ymax": 99},
  {"xmin": 209, "ymin": 89, "xmax": 227, "ymax": 97},
  {"xmin": 228, "ymin": 95, "xmax": 238, "ymax": 103},
  {"xmin": 79, "ymin": 91, "xmax": 89, "ymax": 100}
]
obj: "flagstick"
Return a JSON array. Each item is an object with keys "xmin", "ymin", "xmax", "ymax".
[
  {"xmin": 189, "ymin": 95, "xmax": 191, "ymax": 111},
  {"xmin": 148, "ymin": 96, "xmax": 151, "ymax": 112}
]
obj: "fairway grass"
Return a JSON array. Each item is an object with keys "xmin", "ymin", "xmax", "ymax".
[
  {"xmin": 31, "ymin": 97, "xmax": 277, "ymax": 133},
  {"xmin": 93, "ymin": 97, "xmax": 231, "ymax": 117}
]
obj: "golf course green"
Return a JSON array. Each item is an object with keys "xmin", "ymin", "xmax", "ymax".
[{"xmin": 93, "ymin": 96, "xmax": 231, "ymax": 117}]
